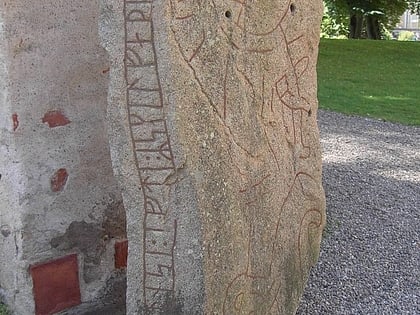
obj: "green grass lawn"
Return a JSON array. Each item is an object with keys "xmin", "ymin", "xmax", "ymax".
[{"xmin": 317, "ymin": 39, "xmax": 420, "ymax": 126}]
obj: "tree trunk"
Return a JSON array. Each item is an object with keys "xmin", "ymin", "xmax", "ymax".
[
  {"xmin": 349, "ymin": 13, "xmax": 363, "ymax": 39},
  {"xmin": 366, "ymin": 15, "xmax": 381, "ymax": 40}
]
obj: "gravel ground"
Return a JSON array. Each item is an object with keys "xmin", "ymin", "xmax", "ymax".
[{"xmin": 297, "ymin": 110, "xmax": 420, "ymax": 314}]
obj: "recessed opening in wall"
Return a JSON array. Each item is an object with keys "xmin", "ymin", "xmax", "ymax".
[
  {"xmin": 225, "ymin": 10, "xmax": 232, "ymax": 18},
  {"xmin": 290, "ymin": 3, "xmax": 296, "ymax": 15}
]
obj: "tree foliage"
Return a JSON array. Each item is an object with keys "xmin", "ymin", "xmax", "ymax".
[
  {"xmin": 407, "ymin": 1, "xmax": 420, "ymax": 14},
  {"xmin": 324, "ymin": 0, "xmax": 415, "ymax": 39},
  {"xmin": 321, "ymin": 6, "xmax": 349, "ymax": 38}
]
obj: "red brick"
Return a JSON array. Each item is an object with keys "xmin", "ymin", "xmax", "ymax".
[
  {"xmin": 30, "ymin": 254, "xmax": 81, "ymax": 315},
  {"xmin": 114, "ymin": 239, "xmax": 128, "ymax": 269},
  {"xmin": 12, "ymin": 113, "xmax": 19, "ymax": 131},
  {"xmin": 51, "ymin": 168, "xmax": 68, "ymax": 192},
  {"xmin": 42, "ymin": 110, "xmax": 71, "ymax": 128}
]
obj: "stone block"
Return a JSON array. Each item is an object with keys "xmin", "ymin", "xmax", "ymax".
[
  {"xmin": 101, "ymin": 0, "xmax": 326, "ymax": 313},
  {"xmin": 0, "ymin": 1, "xmax": 126, "ymax": 314}
]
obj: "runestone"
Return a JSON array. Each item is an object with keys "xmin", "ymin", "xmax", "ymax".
[{"xmin": 101, "ymin": 0, "xmax": 325, "ymax": 313}]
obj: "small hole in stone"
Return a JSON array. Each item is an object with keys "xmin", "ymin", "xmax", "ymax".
[
  {"xmin": 290, "ymin": 4, "xmax": 296, "ymax": 15},
  {"xmin": 308, "ymin": 109, "xmax": 312, "ymax": 117},
  {"xmin": 225, "ymin": 10, "xmax": 232, "ymax": 18}
]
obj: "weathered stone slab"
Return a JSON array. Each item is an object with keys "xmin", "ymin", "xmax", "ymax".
[
  {"xmin": 0, "ymin": 2, "xmax": 126, "ymax": 314},
  {"xmin": 101, "ymin": 0, "xmax": 326, "ymax": 313}
]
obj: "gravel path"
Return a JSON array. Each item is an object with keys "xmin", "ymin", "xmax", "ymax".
[{"xmin": 297, "ymin": 110, "xmax": 420, "ymax": 315}]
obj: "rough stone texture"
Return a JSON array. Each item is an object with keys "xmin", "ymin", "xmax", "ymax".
[
  {"xmin": 0, "ymin": 1, "xmax": 126, "ymax": 314},
  {"xmin": 57, "ymin": 270, "xmax": 127, "ymax": 315},
  {"xmin": 101, "ymin": 0, "xmax": 325, "ymax": 314}
]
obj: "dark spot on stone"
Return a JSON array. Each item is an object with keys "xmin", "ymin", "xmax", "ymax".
[
  {"xmin": 64, "ymin": 270, "xmax": 127, "ymax": 315},
  {"xmin": 42, "ymin": 110, "xmax": 71, "ymax": 128},
  {"xmin": 225, "ymin": 10, "xmax": 232, "ymax": 18},
  {"xmin": 290, "ymin": 3, "xmax": 296, "ymax": 15},
  {"xmin": 84, "ymin": 263, "xmax": 103, "ymax": 284},
  {"xmin": 160, "ymin": 293, "xmax": 184, "ymax": 315},
  {"xmin": 1, "ymin": 225, "xmax": 11, "ymax": 237},
  {"xmin": 308, "ymin": 109, "xmax": 312, "ymax": 117},
  {"xmin": 51, "ymin": 221, "xmax": 105, "ymax": 266},
  {"xmin": 51, "ymin": 168, "xmax": 69, "ymax": 192},
  {"xmin": 102, "ymin": 199, "xmax": 127, "ymax": 239},
  {"xmin": 51, "ymin": 221, "xmax": 105, "ymax": 285},
  {"xmin": 49, "ymin": 198, "xmax": 126, "ymax": 285}
]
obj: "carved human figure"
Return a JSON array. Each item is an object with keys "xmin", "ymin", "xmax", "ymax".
[
  {"xmin": 221, "ymin": 172, "xmax": 323, "ymax": 314},
  {"xmin": 170, "ymin": 0, "xmax": 322, "ymax": 313},
  {"xmin": 170, "ymin": 0, "xmax": 311, "ymax": 159}
]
